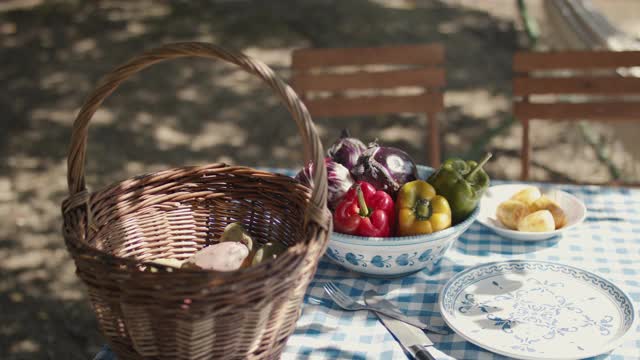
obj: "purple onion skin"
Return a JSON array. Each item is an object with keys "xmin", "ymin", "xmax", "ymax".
[
  {"xmin": 350, "ymin": 145, "xmax": 417, "ymax": 195},
  {"xmin": 295, "ymin": 157, "xmax": 355, "ymax": 210},
  {"xmin": 327, "ymin": 129, "xmax": 367, "ymax": 171}
]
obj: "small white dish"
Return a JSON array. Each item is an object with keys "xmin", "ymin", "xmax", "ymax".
[
  {"xmin": 439, "ymin": 260, "xmax": 636, "ymax": 360},
  {"xmin": 477, "ymin": 184, "xmax": 586, "ymax": 241}
]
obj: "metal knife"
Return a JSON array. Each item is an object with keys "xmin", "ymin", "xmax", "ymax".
[
  {"xmin": 364, "ymin": 291, "xmax": 456, "ymax": 360},
  {"xmin": 364, "ymin": 290, "xmax": 450, "ymax": 335}
]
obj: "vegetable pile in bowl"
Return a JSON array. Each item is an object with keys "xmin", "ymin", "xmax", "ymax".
[{"xmin": 295, "ymin": 130, "xmax": 490, "ymax": 277}]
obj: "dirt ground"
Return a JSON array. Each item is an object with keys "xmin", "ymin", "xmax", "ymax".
[{"xmin": 1, "ymin": 1, "xmax": 639, "ymax": 359}]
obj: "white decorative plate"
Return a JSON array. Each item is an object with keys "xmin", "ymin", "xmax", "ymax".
[
  {"xmin": 477, "ymin": 184, "xmax": 587, "ymax": 241},
  {"xmin": 439, "ymin": 260, "xmax": 636, "ymax": 360}
]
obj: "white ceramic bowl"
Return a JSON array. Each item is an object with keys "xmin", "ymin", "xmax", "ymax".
[
  {"xmin": 326, "ymin": 166, "xmax": 479, "ymax": 278},
  {"xmin": 477, "ymin": 184, "xmax": 587, "ymax": 241}
]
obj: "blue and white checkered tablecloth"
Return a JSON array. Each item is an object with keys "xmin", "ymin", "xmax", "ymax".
[
  {"xmin": 95, "ymin": 181, "xmax": 640, "ymax": 360},
  {"xmin": 279, "ymin": 182, "xmax": 640, "ymax": 360}
]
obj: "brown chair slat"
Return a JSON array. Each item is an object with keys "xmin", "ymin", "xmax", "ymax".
[
  {"xmin": 292, "ymin": 44, "xmax": 444, "ymax": 69},
  {"xmin": 304, "ymin": 94, "xmax": 444, "ymax": 118},
  {"xmin": 292, "ymin": 68, "xmax": 445, "ymax": 92},
  {"xmin": 514, "ymin": 102, "xmax": 640, "ymax": 121},
  {"xmin": 514, "ymin": 51, "xmax": 640, "ymax": 71},
  {"xmin": 514, "ymin": 76, "xmax": 640, "ymax": 96},
  {"xmin": 292, "ymin": 44, "xmax": 445, "ymax": 167},
  {"xmin": 514, "ymin": 50, "xmax": 640, "ymax": 185}
]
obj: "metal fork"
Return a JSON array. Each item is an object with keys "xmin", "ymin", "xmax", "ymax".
[{"xmin": 323, "ymin": 282, "xmax": 449, "ymax": 335}]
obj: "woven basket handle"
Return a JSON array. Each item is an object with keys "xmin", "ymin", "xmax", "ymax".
[{"xmin": 66, "ymin": 42, "xmax": 329, "ymax": 229}]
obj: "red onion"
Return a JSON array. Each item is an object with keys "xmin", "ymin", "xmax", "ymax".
[
  {"xmin": 327, "ymin": 129, "xmax": 367, "ymax": 171},
  {"xmin": 295, "ymin": 157, "xmax": 355, "ymax": 209},
  {"xmin": 350, "ymin": 144, "xmax": 417, "ymax": 195}
]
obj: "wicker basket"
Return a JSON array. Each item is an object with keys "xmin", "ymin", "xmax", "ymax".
[{"xmin": 61, "ymin": 42, "xmax": 331, "ymax": 359}]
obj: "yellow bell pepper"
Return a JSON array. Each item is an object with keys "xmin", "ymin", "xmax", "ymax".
[{"xmin": 397, "ymin": 180, "xmax": 452, "ymax": 236}]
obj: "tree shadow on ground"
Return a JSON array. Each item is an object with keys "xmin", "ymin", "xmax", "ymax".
[
  {"xmin": 2, "ymin": 0, "xmax": 521, "ymax": 183},
  {"xmin": 0, "ymin": 1, "xmax": 525, "ymax": 358},
  {"xmin": 0, "ymin": 265, "xmax": 102, "ymax": 360}
]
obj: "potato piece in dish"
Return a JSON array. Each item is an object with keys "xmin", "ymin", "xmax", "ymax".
[
  {"xmin": 517, "ymin": 210, "xmax": 555, "ymax": 232},
  {"xmin": 531, "ymin": 195, "xmax": 567, "ymax": 229},
  {"xmin": 496, "ymin": 200, "xmax": 530, "ymax": 230},
  {"xmin": 510, "ymin": 186, "xmax": 542, "ymax": 206}
]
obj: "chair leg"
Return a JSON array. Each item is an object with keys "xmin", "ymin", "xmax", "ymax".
[
  {"xmin": 428, "ymin": 112, "xmax": 440, "ymax": 168},
  {"xmin": 521, "ymin": 118, "xmax": 530, "ymax": 181}
]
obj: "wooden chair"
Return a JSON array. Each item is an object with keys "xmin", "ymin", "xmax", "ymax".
[
  {"xmin": 513, "ymin": 50, "xmax": 640, "ymax": 184},
  {"xmin": 291, "ymin": 44, "xmax": 445, "ymax": 167}
]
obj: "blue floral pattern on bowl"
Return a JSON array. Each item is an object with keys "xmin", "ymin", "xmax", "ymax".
[
  {"xmin": 345, "ymin": 252, "xmax": 367, "ymax": 267},
  {"xmin": 326, "ymin": 235, "xmax": 462, "ymax": 277},
  {"xmin": 328, "ymin": 246, "xmax": 447, "ymax": 270},
  {"xmin": 370, "ymin": 255, "xmax": 393, "ymax": 268}
]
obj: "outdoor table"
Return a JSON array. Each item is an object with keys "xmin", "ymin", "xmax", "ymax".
[{"xmin": 94, "ymin": 177, "xmax": 640, "ymax": 360}]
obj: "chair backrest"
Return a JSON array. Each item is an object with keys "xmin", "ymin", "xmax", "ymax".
[
  {"xmin": 513, "ymin": 50, "xmax": 640, "ymax": 183},
  {"xmin": 291, "ymin": 44, "xmax": 445, "ymax": 167}
]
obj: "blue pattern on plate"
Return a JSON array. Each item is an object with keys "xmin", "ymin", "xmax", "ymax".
[
  {"xmin": 441, "ymin": 261, "xmax": 635, "ymax": 327},
  {"xmin": 441, "ymin": 260, "xmax": 636, "ymax": 358}
]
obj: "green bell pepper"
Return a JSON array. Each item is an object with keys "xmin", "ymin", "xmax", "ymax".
[{"xmin": 427, "ymin": 153, "xmax": 492, "ymax": 224}]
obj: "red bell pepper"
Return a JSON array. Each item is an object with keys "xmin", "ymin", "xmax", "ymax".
[{"xmin": 333, "ymin": 181, "xmax": 395, "ymax": 237}]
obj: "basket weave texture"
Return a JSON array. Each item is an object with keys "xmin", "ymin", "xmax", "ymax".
[{"xmin": 61, "ymin": 42, "xmax": 331, "ymax": 359}]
